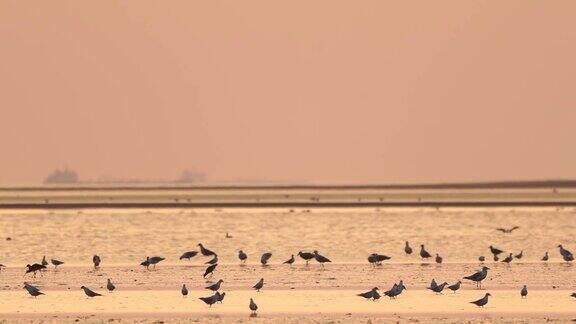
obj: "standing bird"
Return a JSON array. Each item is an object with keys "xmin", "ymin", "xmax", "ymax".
[
  {"xmin": 179, "ymin": 251, "xmax": 198, "ymax": 261},
  {"xmin": 404, "ymin": 241, "xmax": 413, "ymax": 255},
  {"xmin": 313, "ymin": 251, "xmax": 331, "ymax": 267},
  {"xmin": 92, "ymin": 255, "xmax": 101, "ymax": 269},
  {"xmin": 478, "ymin": 256, "xmax": 486, "ymax": 262},
  {"xmin": 181, "ymin": 284, "xmax": 188, "ymax": 297},
  {"xmin": 260, "ymin": 252, "xmax": 272, "ymax": 266},
  {"xmin": 541, "ymin": 252, "xmax": 549, "ymax": 261},
  {"xmin": 558, "ymin": 245, "xmax": 574, "ymax": 262},
  {"xmin": 51, "ymin": 259, "xmax": 64, "ymax": 269},
  {"xmin": 463, "ymin": 266, "xmax": 490, "ymax": 289},
  {"xmin": 23, "ymin": 283, "xmax": 44, "ymax": 297},
  {"xmin": 571, "ymin": 292, "xmax": 576, "ymax": 299},
  {"xmin": 420, "ymin": 245, "xmax": 432, "ymax": 260},
  {"xmin": 238, "ymin": 250, "xmax": 248, "ymax": 263},
  {"xmin": 470, "ymin": 293, "xmax": 491, "ymax": 308},
  {"xmin": 25, "ymin": 264, "xmax": 46, "ymax": 277},
  {"xmin": 81, "ymin": 286, "xmax": 102, "ymax": 298},
  {"xmin": 501, "ymin": 253, "xmax": 514, "ymax": 264},
  {"xmin": 141, "ymin": 256, "xmax": 165, "ymax": 270},
  {"xmin": 206, "ymin": 279, "xmax": 224, "ymax": 291},
  {"xmin": 249, "ymin": 298, "xmax": 258, "ymax": 316},
  {"xmin": 198, "ymin": 243, "xmax": 216, "ymax": 257},
  {"xmin": 357, "ymin": 287, "xmax": 379, "ymax": 301},
  {"xmin": 493, "ymin": 255, "xmax": 499, "ymax": 262},
  {"xmin": 435, "ymin": 254, "xmax": 443, "ymax": 264},
  {"xmin": 106, "ymin": 279, "xmax": 115, "ymax": 292},
  {"xmin": 448, "ymin": 281, "xmax": 461, "ymax": 293},
  {"xmin": 520, "ymin": 285, "xmax": 528, "ymax": 298},
  {"xmin": 283, "ymin": 255, "xmax": 295, "ymax": 265},
  {"xmin": 203, "ymin": 264, "xmax": 217, "ymax": 278},
  {"xmin": 428, "ymin": 282, "xmax": 449, "ymax": 294},
  {"xmin": 489, "ymin": 245, "xmax": 504, "ymax": 257},
  {"xmin": 225, "ymin": 232, "xmax": 232, "ymax": 238},
  {"xmin": 370, "ymin": 253, "xmax": 391, "ymax": 265},
  {"xmin": 217, "ymin": 292, "xmax": 226, "ymax": 303},
  {"xmin": 514, "ymin": 250, "xmax": 523, "ymax": 260},
  {"xmin": 298, "ymin": 251, "xmax": 315, "ymax": 265},
  {"xmin": 205, "ymin": 255, "xmax": 218, "ymax": 265},
  {"xmin": 199, "ymin": 293, "xmax": 219, "ymax": 307},
  {"xmin": 253, "ymin": 278, "xmax": 264, "ymax": 292}
]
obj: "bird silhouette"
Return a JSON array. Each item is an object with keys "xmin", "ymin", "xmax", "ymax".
[
  {"xmin": 198, "ymin": 243, "xmax": 216, "ymax": 256},
  {"xmin": 313, "ymin": 250, "xmax": 331, "ymax": 267},
  {"xmin": 25, "ymin": 264, "xmax": 46, "ymax": 277},
  {"xmin": 260, "ymin": 253, "xmax": 272, "ymax": 266},
  {"xmin": 357, "ymin": 287, "xmax": 379, "ymax": 300},
  {"xmin": 253, "ymin": 278, "xmax": 264, "ymax": 292},
  {"xmin": 238, "ymin": 250, "xmax": 248, "ymax": 263},
  {"xmin": 448, "ymin": 281, "xmax": 461, "ymax": 293},
  {"xmin": 298, "ymin": 251, "xmax": 315, "ymax": 265},
  {"xmin": 107, "ymin": 279, "xmax": 115, "ymax": 292},
  {"xmin": 514, "ymin": 251, "xmax": 523, "ymax": 259},
  {"xmin": 206, "ymin": 279, "xmax": 224, "ymax": 291},
  {"xmin": 520, "ymin": 285, "xmax": 528, "ymax": 298},
  {"xmin": 249, "ymin": 298, "xmax": 258, "ymax": 315},
  {"xmin": 283, "ymin": 255, "xmax": 295, "ymax": 265},
  {"xmin": 470, "ymin": 293, "xmax": 491, "ymax": 307},
  {"xmin": 50, "ymin": 259, "xmax": 64, "ymax": 269},
  {"xmin": 181, "ymin": 284, "xmax": 188, "ymax": 297},
  {"xmin": 203, "ymin": 264, "xmax": 217, "ymax": 278},
  {"xmin": 179, "ymin": 251, "xmax": 198, "ymax": 261},
  {"xmin": 420, "ymin": 245, "xmax": 432, "ymax": 259},
  {"xmin": 435, "ymin": 254, "xmax": 443, "ymax": 264},
  {"xmin": 558, "ymin": 245, "xmax": 574, "ymax": 262},
  {"xmin": 463, "ymin": 266, "xmax": 490, "ymax": 288},
  {"xmin": 501, "ymin": 253, "xmax": 514, "ymax": 264},
  {"xmin": 92, "ymin": 255, "xmax": 101, "ymax": 269},
  {"xmin": 81, "ymin": 286, "xmax": 102, "ymax": 298},
  {"xmin": 541, "ymin": 251, "xmax": 549, "ymax": 261},
  {"xmin": 404, "ymin": 241, "xmax": 413, "ymax": 255}
]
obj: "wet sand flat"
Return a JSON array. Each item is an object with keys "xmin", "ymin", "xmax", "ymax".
[{"xmin": 1, "ymin": 196, "xmax": 575, "ymax": 322}]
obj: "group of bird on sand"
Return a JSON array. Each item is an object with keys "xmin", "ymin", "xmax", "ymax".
[
  {"xmin": 12, "ymin": 241, "xmax": 576, "ymax": 314},
  {"xmin": 16, "ymin": 243, "xmax": 334, "ymax": 316}
]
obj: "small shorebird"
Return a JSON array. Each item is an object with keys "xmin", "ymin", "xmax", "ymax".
[
  {"xmin": 571, "ymin": 292, "xmax": 576, "ymax": 299},
  {"xmin": 206, "ymin": 279, "xmax": 224, "ymax": 291},
  {"xmin": 225, "ymin": 232, "xmax": 232, "ymax": 238},
  {"xmin": 429, "ymin": 278, "xmax": 438, "ymax": 290},
  {"xmin": 428, "ymin": 282, "xmax": 448, "ymax": 294},
  {"xmin": 463, "ymin": 266, "xmax": 490, "ymax": 289},
  {"xmin": 420, "ymin": 245, "xmax": 432, "ymax": 260},
  {"xmin": 25, "ymin": 264, "xmax": 46, "ymax": 277},
  {"xmin": 107, "ymin": 279, "xmax": 115, "ymax": 292},
  {"xmin": 501, "ymin": 253, "xmax": 514, "ymax": 264},
  {"xmin": 298, "ymin": 251, "xmax": 315, "ymax": 265},
  {"xmin": 448, "ymin": 281, "xmax": 461, "ymax": 293},
  {"xmin": 558, "ymin": 244, "xmax": 574, "ymax": 262},
  {"xmin": 249, "ymin": 298, "xmax": 258, "ymax": 315},
  {"xmin": 141, "ymin": 256, "xmax": 165, "ymax": 270},
  {"xmin": 470, "ymin": 293, "xmax": 491, "ymax": 307},
  {"xmin": 313, "ymin": 250, "xmax": 331, "ymax": 267},
  {"xmin": 92, "ymin": 255, "xmax": 101, "ymax": 269},
  {"xmin": 198, "ymin": 243, "xmax": 216, "ymax": 256},
  {"xmin": 541, "ymin": 251, "xmax": 549, "ymax": 261},
  {"xmin": 435, "ymin": 254, "xmax": 443, "ymax": 264},
  {"xmin": 283, "ymin": 255, "xmax": 295, "ymax": 265},
  {"xmin": 238, "ymin": 250, "xmax": 248, "ymax": 263},
  {"xmin": 81, "ymin": 286, "xmax": 102, "ymax": 298},
  {"xmin": 489, "ymin": 245, "xmax": 504, "ymax": 256},
  {"xmin": 260, "ymin": 252, "xmax": 272, "ymax": 266},
  {"xmin": 404, "ymin": 241, "xmax": 413, "ymax": 255},
  {"xmin": 51, "ymin": 259, "xmax": 64, "ymax": 269},
  {"xmin": 181, "ymin": 284, "xmax": 188, "ymax": 297},
  {"xmin": 203, "ymin": 264, "xmax": 217, "ymax": 278},
  {"xmin": 179, "ymin": 251, "xmax": 198, "ymax": 261},
  {"xmin": 23, "ymin": 283, "xmax": 44, "ymax": 297},
  {"xmin": 520, "ymin": 285, "xmax": 528, "ymax": 298},
  {"xmin": 199, "ymin": 293, "xmax": 219, "ymax": 307},
  {"xmin": 253, "ymin": 278, "xmax": 264, "ymax": 292},
  {"xmin": 217, "ymin": 291, "xmax": 226, "ymax": 303},
  {"xmin": 514, "ymin": 250, "xmax": 523, "ymax": 259},
  {"xmin": 368, "ymin": 253, "xmax": 391, "ymax": 266},
  {"xmin": 357, "ymin": 287, "xmax": 379, "ymax": 301},
  {"xmin": 478, "ymin": 256, "xmax": 486, "ymax": 262},
  {"xmin": 496, "ymin": 226, "xmax": 519, "ymax": 233}
]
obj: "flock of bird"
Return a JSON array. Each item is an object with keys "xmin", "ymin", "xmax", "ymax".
[{"xmin": 6, "ymin": 239, "xmax": 576, "ymax": 314}]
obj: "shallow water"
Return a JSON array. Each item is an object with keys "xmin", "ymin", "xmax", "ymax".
[{"xmin": 0, "ymin": 207, "xmax": 575, "ymax": 266}]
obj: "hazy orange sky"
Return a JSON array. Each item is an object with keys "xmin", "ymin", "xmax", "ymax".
[{"xmin": 1, "ymin": 1, "xmax": 575, "ymax": 185}]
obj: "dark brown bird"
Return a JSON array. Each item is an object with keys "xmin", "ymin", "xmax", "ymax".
[
  {"xmin": 313, "ymin": 250, "xmax": 331, "ymax": 267},
  {"xmin": 203, "ymin": 263, "xmax": 217, "ymax": 278},
  {"xmin": 198, "ymin": 243, "xmax": 216, "ymax": 256},
  {"xmin": 283, "ymin": 254, "xmax": 295, "ymax": 265},
  {"xmin": 206, "ymin": 279, "xmax": 224, "ymax": 291},
  {"xmin": 179, "ymin": 251, "xmax": 198, "ymax": 261},
  {"xmin": 92, "ymin": 255, "xmax": 101, "ymax": 269},
  {"xmin": 181, "ymin": 284, "xmax": 188, "ymax": 297},
  {"xmin": 81, "ymin": 286, "xmax": 102, "ymax": 298},
  {"xmin": 199, "ymin": 293, "xmax": 219, "ymax": 307},
  {"xmin": 489, "ymin": 245, "xmax": 504, "ymax": 256},
  {"xmin": 470, "ymin": 293, "xmax": 491, "ymax": 307},
  {"xmin": 298, "ymin": 251, "xmax": 315, "ymax": 265},
  {"xmin": 238, "ymin": 250, "xmax": 248, "ymax": 263},
  {"xmin": 25, "ymin": 264, "xmax": 46, "ymax": 277},
  {"xmin": 249, "ymin": 298, "xmax": 258, "ymax": 315},
  {"xmin": 520, "ymin": 285, "xmax": 528, "ymax": 298},
  {"xmin": 541, "ymin": 251, "xmax": 549, "ymax": 261},
  {"xmin": 260, "ymin": 252, "xmax": 272, "ymax": 266},
  {"xmin": 420, "ymin": 245, "xmax": 432, "ymax": 259},
  {"xmin": 51, "ymin": 259, "xmax": 64, "ymax": 269},
  {"xmin": 253, "ymin": 278, "xmax": 264, "ymax": 292},
  {"xmin": 514, "ymin": 250, "xmax": 523, "ymax": 259},
  {"xmin": 404, "ymin": 241, "xmax": 413, "ymax": 255},
  {"xmin": 501, "ymin": 253, "xmax": 514, "ymax": 264}
]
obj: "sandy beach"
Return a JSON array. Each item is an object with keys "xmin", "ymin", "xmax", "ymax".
[{"xmin": 1, "ymin": 192, "xmax": 575, "ymax": 323}]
